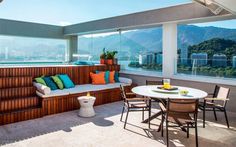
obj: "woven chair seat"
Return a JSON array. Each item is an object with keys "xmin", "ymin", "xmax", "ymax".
[
  {"xmin": 128, "ymin": 101, "xmax": 148, "ymax": 108},
  {"xmin": 168, "ymin": 113, "xmax": 194, "ymax": 124}
]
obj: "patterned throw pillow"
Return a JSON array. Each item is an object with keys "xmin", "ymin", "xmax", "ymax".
[{"xmin": 51, "ymin": 75, "xmax": 64, "ymax": 90}]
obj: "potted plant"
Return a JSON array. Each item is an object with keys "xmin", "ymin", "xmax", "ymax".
[
  {"xmin": 100, "ymin": 48, "xmax": 106, "ymax": 64},
  {"xmin": 112, "ymin": 51, "xmax": 118, "ymax": 64},
  {"xmin": 106, "ymin": 50, "xmax": 118, "ymax": 65}
]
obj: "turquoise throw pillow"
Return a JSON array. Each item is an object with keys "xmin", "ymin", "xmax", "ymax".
[
  {"xmin": 115, "ymin": 72, "xmax": 120, "ymax": 82},
  {"xmin": 96, "ymin": 70, "xmax": 109, "ymax": 83},
  {"xmin": 73, "ymin": 60, "xmax": 95, "ymax": 65},
  {"xmin": 58, "ymin": 74, "xmax": 75, "ymax": 88},
  {"xmin": 43, "ymin": 76, "xmax": 58, "ymax": 90}
]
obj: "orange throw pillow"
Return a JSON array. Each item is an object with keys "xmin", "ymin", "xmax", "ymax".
[
  {"xmin": 109, "ymin": 71, "xmax": 115, "ymax": 83},
  {"xmin": 90, "ymin": 72, "xmax": 106, "ymax": 85}
]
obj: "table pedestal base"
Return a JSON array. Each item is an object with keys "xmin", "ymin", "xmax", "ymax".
[{"xmin": 142, "ymin": 111, "xmax": 162, "ymax": 132}]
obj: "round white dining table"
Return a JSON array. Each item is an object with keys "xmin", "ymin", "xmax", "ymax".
[
  {"xmin": 132, "ymin": 85, "xmax": 208, "ymax": 100},
  {"xmin": 131, "ymin": 85, "xmax": 208, "ymax": 130}
]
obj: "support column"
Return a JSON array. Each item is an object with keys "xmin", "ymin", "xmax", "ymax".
[
  {"xmin": 162, "ymin": 23, "xmax": 177, "ymax": 78},
  {"xmin": 68, "ymin": 35, "xmax": 78, "ymax": 62}
]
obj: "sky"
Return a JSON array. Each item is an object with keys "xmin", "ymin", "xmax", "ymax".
[{"xmin": 0, "ymin": 0, "xmax": 235, "ymax": 28}]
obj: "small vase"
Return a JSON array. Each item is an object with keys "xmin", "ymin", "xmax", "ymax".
[
  {"xmin": 100, "ymin": 59, "xmax": 105, "ymax": 64},
  {"xmin": 106, "ymin": 59, "xmax": 113, "ymax": 65}
]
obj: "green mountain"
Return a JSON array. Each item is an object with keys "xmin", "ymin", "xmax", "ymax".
[
  {"xmin": 78, "ymin": 25, "xmax": 236, "ymax": 60},
  {"xmin": 178, "ymin": 25, "xmax": 236, "ymax": 51},
  {"xmin": 188, "ymin": 38, "xmax": 236, "ymax": 59}
]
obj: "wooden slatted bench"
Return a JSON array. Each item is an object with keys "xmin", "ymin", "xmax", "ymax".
[{"xmin": 0, "ymin": 65, "xmax": 131, "ymax": 125}]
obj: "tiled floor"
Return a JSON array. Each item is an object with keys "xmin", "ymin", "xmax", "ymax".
[{"xmin": 0, "ymin": 101, "xmax": 236, "ymax": 147}]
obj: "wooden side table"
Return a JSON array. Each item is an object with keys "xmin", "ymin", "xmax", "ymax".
[{"xmin": 77, "ymin": 96, "xmax": 96, "ymax": 117}]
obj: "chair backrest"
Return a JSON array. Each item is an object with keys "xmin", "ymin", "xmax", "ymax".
[
  {"xmin": 212, "ymin": 85, "xmax": 220, "ymax": 98},
  {"xmin": 167, "ymin": 99, "xmax": 199, "ymax": 114},
  {"xmin": 120, "ymin": 84, "xmax": 127, "ymax": 100},
  {"xmin": 146, "ymin": 80, "xmax": 163, "ymax": 85},
  {"xmin": 215, "ymin": 86, "xmax": 230, "ymax": 107},
  {"xmin": 216, "ymin": 86, "xmax": 230, "ymax": 99}
]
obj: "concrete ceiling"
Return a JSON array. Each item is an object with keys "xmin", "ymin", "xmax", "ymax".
[
  {"xmin": 64, "ymin": 2, "xmax": 234, "ymax": 35},
  {"xmin": 0, "ymin": 1, "xmax": 235, "ymax": 38},
  {"xmin": 193, "ymin": 0, "xmax": 236, "ymax": 15}
]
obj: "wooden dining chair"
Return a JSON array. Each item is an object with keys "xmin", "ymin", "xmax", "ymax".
[
  {"xmin": 199, "ymin": 85, "xmax": 230, "ymax": 128},
  {"xmin": 120, "ymin": 84, "xmax": 150, "ymax": 129},
  {"xmin": 159, "ymin": 99, "xmax": 199, "ymax": 147}
]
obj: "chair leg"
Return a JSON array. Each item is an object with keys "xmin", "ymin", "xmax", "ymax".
[
  {"xmin": 195, "ymin": 121, "xmax": 199, "ymax": 147},
  {"xmin": 224, "ymin": 109, "xmax": 230, "ymax": 128},
  {"xmin": 213, "ymin": 108, "xmax": 217, "ymax": 121},
  {"xmin": 166, "ymin": 119, "xmax": 169, "ymax": 147},
  {"xmin": 203, "ymin": 101, "xmax": 206, "ymax": 128},
  {"xmin": 161, "ymin": 114, "xmax": 164, "ymax": 137},
  {"xmin": 148, "ymin": 99, "xmax": 151, "ymax": 129},
  {"xmin": 142, "ymin": 108, "xmax": 144, "ymax": 121},
  {"xmin": 120, "ymin": 106, "xmax": 125, "ymax": 121},
  {"xmin": 187, "ymin": 123, "xmax": 189, "ymax": 138},
  {"xmin": 124, "ymin": 109, "xmax": 129, "ymax": 129}
]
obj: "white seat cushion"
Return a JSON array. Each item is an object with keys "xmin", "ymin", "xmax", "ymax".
[
  {"xmin": 33, "ymin": 82, "xmax": 51, "ymax": 95},
  {"xmin": 119, "ymin": 77, "xmax": 132, "ymax": 84},
  {"xmin": 36, "ymin": 82, "xmax": 130, "ymax": 98},
  {"xmin": 66, "ymin": 83, "xmax": 130, "ymax": 94},
  {"xmin": 36, "ymin": 90, "xmax": 70, "ymax": 98}
]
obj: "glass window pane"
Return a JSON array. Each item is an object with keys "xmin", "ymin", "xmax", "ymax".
[
  {"xmin": 77, "ymin": 32, "xmax": 120, "ymax": 62},
  {"xmin": 0, "ymin": 36, "xmax": 67, "ymax": 64},
  {"xmin": 177, "ymin": 20, "xmax": 236, "ymax": 78},
  {"xmin": 77, "ymin": 27, "xmax": 163, "ymax": 74},
  {"xmin": 120, "ymin": 27, "xmax": 163, "ymax": 72}
]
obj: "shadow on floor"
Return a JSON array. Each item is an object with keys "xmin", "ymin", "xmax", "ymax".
[
  {"xmin": 0, "ymin": 102, "xmax": 119, "ymax": 145},
  {"xmin": 122, "ymin": 122, "xmax": 232, "ymax": 147},
  {"xmin": 0, "ymin": 101, "xmax": 236, "ymax": 147},
  {"xmin": 147, "ymin": 127, "xmax": 230, "ymax": 147},
  {"xmin": 198, "ymin": 110, "xmax": 236, "ymax": 131},
  {"xmin": 122, "ymin": 107, "xmax": 236, "ymax": 147}
]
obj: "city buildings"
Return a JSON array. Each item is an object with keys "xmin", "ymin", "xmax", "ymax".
[
  {"xmin": 180, "ymin": 46, "xmax": 188, "ymax": 65},
  {"xmin": 233, "ymin": 56, "xmax": 236, "ymax": 68},
  {"xmin": 139, "ymin": 52, "xmax": 162, "ymax": 65},
  {"xmin": 212, "ymin": 54, "xmax": 227, "ymax": 67},
  {"xmin": 191, "ymin": 53, "xmax": 208, "ymax": 66}
]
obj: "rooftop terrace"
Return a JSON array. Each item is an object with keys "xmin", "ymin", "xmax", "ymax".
[
  {"xmin": 0, "ymin": 0, "xmax": 236, "ymax": 147},
  {"xmin": 1, "ymin": 102, "xmax": 236, "ymax": 147}
]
